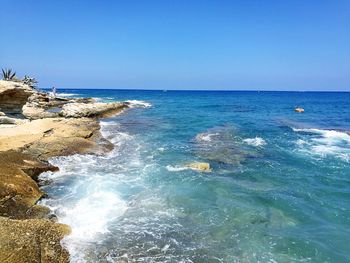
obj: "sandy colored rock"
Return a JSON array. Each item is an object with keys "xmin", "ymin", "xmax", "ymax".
[
  {"xmin": 0, "ymin": 151, "xmax": 58, "ymax": 219},
  {"xmin": 0, "ymin": 80, "xmax": 129, "ymax": 261},
  {"xmin": 0, "ymin": 216, "xmax": 70, "ymax": 263},
  {"xmin": 0, "ymin": 80, "xmax": 35, "ymax": 115},
  {"xmin": 0, "ymin": 117, "xmax": 112, "ymax": 157},
  {"xmin": 186, "ymin": 162, "xmax": 212, "ymax": 172},
  {"xmin": 61, "ymin": 102, "xmax": 127, "ymax": 118}
]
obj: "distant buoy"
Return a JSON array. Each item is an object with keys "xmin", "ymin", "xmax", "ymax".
[{"xmin": 295, "ymin": 107, "xmax": 304, "ymax": 113}]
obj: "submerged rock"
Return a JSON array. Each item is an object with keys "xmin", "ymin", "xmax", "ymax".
[
  {"xmin": 194, "ymin": 126, "xmax": 250, "ymax": 165},
  {"xmin": 186, "ymin": 162, "xmax": 211, "ymax": 172}
]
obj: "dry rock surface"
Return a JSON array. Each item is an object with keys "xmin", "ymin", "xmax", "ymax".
[{"xmin": 0, "ymin": 80, "xmax": 129, "ymax": 263}]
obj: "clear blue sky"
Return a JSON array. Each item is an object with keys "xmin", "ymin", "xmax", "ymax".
[{"xmin": 1, "ymin": 0, "xmax": 349, "ymax": 90}]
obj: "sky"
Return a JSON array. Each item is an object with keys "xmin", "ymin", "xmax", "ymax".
[{"xmin": 0, "ymin": 0, "xmax": 349, "ymax": 91}]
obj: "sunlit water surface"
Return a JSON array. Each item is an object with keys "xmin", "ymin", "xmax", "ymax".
[{"xmin": 40, "ymin": 90, "xmax": 350, "ymax": 263}]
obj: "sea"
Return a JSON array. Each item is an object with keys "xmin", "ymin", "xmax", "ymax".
[{"xmin": 39, "ymin": 89, "xmax": 350, "ymax": 263}]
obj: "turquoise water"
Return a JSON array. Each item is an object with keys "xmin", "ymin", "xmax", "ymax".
[{"xmin": 40, "ymin": 90, "xmax": 350, "ymax": 263}]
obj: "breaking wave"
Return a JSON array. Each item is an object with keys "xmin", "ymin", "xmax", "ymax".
[
  {"xmin": 293, "ymin": 127, "xmax": 350, "ymax": 162},
  {"xmin": 125, "ymin": 100, "xmax": 152, "ymax": 108}
]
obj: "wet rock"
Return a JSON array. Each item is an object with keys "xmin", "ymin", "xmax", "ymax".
[
  {"xmin": 0, "ymin": 151, "xmax": 56, "ymax": 219},
  {"xmin": 186, "ymin": 162, "xmax": 211, "ymax": 172},
  {"xmin": 194, "ymin": 126, "xmax": 249, "ymax": 165}
]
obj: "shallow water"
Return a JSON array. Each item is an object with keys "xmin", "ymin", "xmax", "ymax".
[{"xmin": 40, "ymin": 90, "xmax": 350, "ymax": 263}]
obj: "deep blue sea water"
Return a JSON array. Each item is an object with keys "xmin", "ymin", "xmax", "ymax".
[{"xmin": 40, "ymin": 90, "xmax": 350, "ymax": 263}]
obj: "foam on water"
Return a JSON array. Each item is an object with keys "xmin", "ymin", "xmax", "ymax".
[
  {"xmin": 35, "ymin": 90, "xmax": 350, "ymax": 262},
  {"xmin": 166, "ymin": 165, "xmax": 189, "ymax": 172},
  {"xmin": 57, "ymin": 93, "xmax": 79, "ymax": 97},
  {"xmin": 293, "ymin": 127, "xmax": 350, "ymax": 162},
  {"xmin": 125, "ymin": 100, "xmax": 152, "ymax": 108},
  {"xmin": 243, "ymin": 137, "xmax": 266, "ymax": 147},
  {"xmin": 195, "ymin": 132, "xmax": 219, "ymax": 142},
  {"xmin": 39, "ymin": 120, "xmax": 145, "ymax": 262}
]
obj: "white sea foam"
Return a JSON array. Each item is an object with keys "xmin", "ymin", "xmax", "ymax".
[
  {"xmin": 57, "ymin": 93, "xmax": 79, "ymax": 97},
  {"xmin": 166, "ymin": 165, "xmax": 189, "ymax": 172},
  {"xmin": 62, "ymin": 191, "xmax": 127, "ymax": 240},
  {"xmin": 293, "ymin": 128, "xmax": 350, "ymax": 141},
  {"xmin": 195, "ymin": 132, "xmax": 219, "ymax": 142},
  {"xmin": 38, "ymin": 120, "xmax": 150, "ymax": 262},
  {"xmin": 125, "ymin": 100, "xmax": 152, "ymax": 108},
  {"xmin": 243, "ymin": 137, "xmax": 266, "ymax": 147},
  {"xmin": 293, "ymin": 127, "xmax": 350, "ymax": 162},
  {"xmin": 295, "ymin": 139, "xmax": 307, "ymax": 145}
]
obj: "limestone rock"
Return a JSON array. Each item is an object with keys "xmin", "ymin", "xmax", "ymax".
[
  {"xmin": 22, "ymin": 103, "xmax": 59, "ymax": 119},
  {"xmin": 0, "ymin": 151, "xmax": 58, "ymax": 219},
  {"xmin": 0, "ymin": 216, "xmax": 70, "ymax": 263},
  {"xmin": 0, "ymin": 80, "xmax": 35, "ymax": 115},
  {"xmin": 61, "ymin": 102, "xmax": 128, "ymax": 118},
  {"xmin": 186, "ymin": 162, "xmax": 211, "ymax": 172}
]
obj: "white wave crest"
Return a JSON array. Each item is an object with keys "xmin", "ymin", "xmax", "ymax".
[
  {"xmin": 57, "ymin": 93, "xmax": 79, "ymax": 97},
  {"xmin": 292, "ymin": 127, "xmax": 350, "ymax": 143},
  {"xmin": 125, "ymin": 100, "xmax": 152, "ymax": 108},
  {"xmin": 293, "ymin": 127, "xmax": 350, "ymax": 162},
  {"xmin": 243, "ymin": 137, "xmax": 266, "ymax": 147},
  {"xmin": 166, "ymin": 165, "xmax": 189, "ymax": 172}
]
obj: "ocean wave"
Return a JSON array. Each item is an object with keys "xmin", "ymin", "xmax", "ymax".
[
  {"xmin": 57, "ymin": 92, "xmax": 79, "ymax": 97},
  {"xmin": 292, "ymin": 127, "xmax": 350, "ymax": 143},
  {"xmin": 125, "ymin": 100, "xmax": 152, "ymax": 108},
  {"xmin": 243, "ymin": 137, "xmax": 266, "ymax": 147},
  {"xmin": 293, "ymin": 127, "xmax": 350, "ymax": 162}
]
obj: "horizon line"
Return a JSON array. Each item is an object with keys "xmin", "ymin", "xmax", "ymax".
[{"xmin": 42, "ymin": 87, "xmax": 350, "ymax": 93}]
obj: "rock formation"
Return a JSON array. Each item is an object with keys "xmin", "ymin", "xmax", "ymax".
[
  {"xmin": 0, "ymin": 80, "xmax": 35, "ymax": 115},
  {"xmin": 186, "ymin": 162, "xmax": 212, "ymax": 172},
  {"xmin": 0, "ymin": 80, "xmax": 129, "ymax": 263}
]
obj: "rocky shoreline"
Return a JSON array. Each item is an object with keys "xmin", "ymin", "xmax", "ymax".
[{"xmin": 0, "ymin": 80, "xmax": 128, "ymax": 263}]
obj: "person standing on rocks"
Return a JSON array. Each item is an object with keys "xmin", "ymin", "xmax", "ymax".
[{"xmin": 52, "ymin": 86, "xmax": 57, "ymax": 98}]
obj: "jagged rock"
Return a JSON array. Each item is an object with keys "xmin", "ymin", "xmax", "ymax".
[
  {"xmin": 0, "ymin": 80, "xmax": 35, "ymax": 115},
  {"xmin": 61, "ymin": 102, "xmax": 128, "ymax": 118},
  {"xmin": 0, "ymin": 150, "xmax": 59, "ymax": 219},
  {"xmin": 0, "ymin": 80, "xmax": 128, "ymax": 261},
  {"xmin": 0, "ymin": 216, "xmax": 70, "ymax": 263}
]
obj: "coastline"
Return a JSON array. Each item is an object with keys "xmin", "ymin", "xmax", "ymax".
[{"xmin": 0, "ymin": 80, "xmax": 128, "ymax": 263}]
